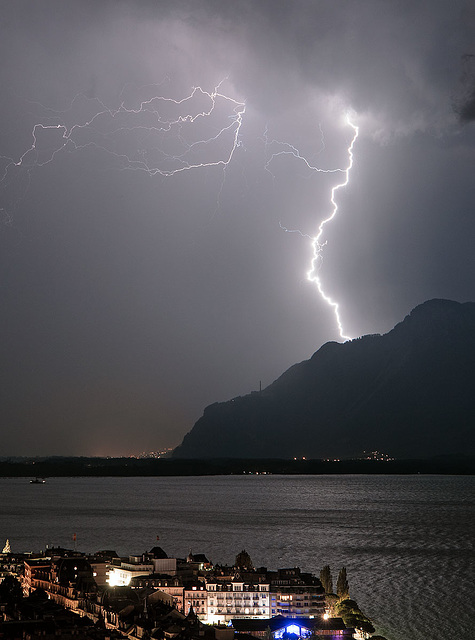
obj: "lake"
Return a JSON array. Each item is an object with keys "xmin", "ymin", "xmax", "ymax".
[{"xmin": 1, "ymin": 474, "xmax": 473, "ymax": 640}]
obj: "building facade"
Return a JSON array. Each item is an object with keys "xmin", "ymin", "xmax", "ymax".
[{"xmin": 206, "ymin": 580, "xmax": 271, "ymax": 624}]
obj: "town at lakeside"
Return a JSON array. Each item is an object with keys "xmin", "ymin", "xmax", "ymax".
[{"xmin": 1, "ymin": 541, "xmax": 386, "ymax": 640}]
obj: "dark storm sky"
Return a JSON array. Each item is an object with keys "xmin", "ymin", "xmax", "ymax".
[{"xmin": 1, "ymin": 0, "xmax": 474, "ymax": 456}]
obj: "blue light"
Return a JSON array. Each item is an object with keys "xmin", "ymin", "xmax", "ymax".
[{"xmin": 286, "ymin": 624, "xmax": 300, "ymax": 636}]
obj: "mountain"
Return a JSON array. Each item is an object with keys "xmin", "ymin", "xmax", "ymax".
[{"xmin": 173, "ymin": 300, "xmax": 475, "ymax": 459}]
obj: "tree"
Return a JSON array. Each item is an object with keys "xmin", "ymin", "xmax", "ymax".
[
  {"xmin": 320, "ymin": 565, "xmax": 333, "ymax": 594},
  {"xmin": 336, "ymin": 597, "xmax": 375, "ymax": 635},
  {"xmin": 0, "ymin": 575, "xmax": 23, "ymax": 604},
  {"xmin": 324, "ymin": 593, "xmax": 338, "ymax": 617},
  {"xmin": 336, "ymin": 567, "xmax": 349, "ymax": 600},
  {"xmin": 235, "ymin": 549, "xmax": 254, "ymax": 571}
]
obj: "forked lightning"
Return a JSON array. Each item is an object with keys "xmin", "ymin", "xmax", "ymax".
[
  {"xmin": 1, "ymin": 85, "xmax": 358, "ymax": 339},
  {"xmin": 307, "ymin": 114, "xmax": 359, "ymax": 340}
]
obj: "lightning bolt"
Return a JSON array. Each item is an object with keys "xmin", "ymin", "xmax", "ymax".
[
  {"xmin": 307, "ymin": 114, "xmax": 358, "ymax": 341},
  {"xmin": 2, "ymin": 85, "xmax": 358, "ymax": 341},
  {"xmin": 265, "ymin": 113, "xmax": 359, "ymax": 341},
  {"xmin": 0, "ymin": 81, "xmax": 246, "ymax": 225}
]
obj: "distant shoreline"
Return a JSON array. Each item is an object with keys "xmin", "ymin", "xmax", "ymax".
[{"xmin": 0, "ymin": 455, "xmax": 473, "ymax": 477}]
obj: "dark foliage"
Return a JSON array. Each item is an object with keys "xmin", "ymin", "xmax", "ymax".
[
  {"xmin": 0, "ymin": 575, "xmax": 23, "ymax": 604},
  {"xmin": 235, "ymin": 549, "xmax": 254, "ymax": 571},
  {"xmin": 336, "ymin": 568, "xmax": 349, "ymax": 600},
  {"xmin": 319, "ymin": 565, "xmax": 333, "ymax": 594},
  {"xmin": 336, "ymin": 597, "xmax": 375, "ymax": 634}
]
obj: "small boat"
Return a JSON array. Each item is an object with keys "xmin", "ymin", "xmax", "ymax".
[{"xmin": 30, "ymin": 477, "xmax": 46, "ymax": 484}]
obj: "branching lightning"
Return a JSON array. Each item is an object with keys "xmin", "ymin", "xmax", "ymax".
[
  {"xmin": 0, "ymin": 81, "xmax": 246, "ymax": 225},
  {"xmin": 266, "ymin": 114, "xmax": 359, "ymax": 341},
  {"xmin": 307, "ymin": 114, "xmax": 359, "ymax": 340},
  {"xmin": 263, "ymin": 122, "xmax": 336, "ymax": 179},
  {"xmin": 2, "ymin": 83, "xmax": 359, "ymax": 341}
]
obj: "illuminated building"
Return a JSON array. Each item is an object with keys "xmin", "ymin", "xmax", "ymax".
[
  {"xmin": 22, "ymin": 556, "xmax": 95, "ymax": 610},
  {"xmin": 0, "ymin": 550, "xmax": 27, "ymax": 585},
  {"xmin": 206, "ymin": 579, "xmax": 271, "ymax": 624},
  {"xmin": 186, "ymin": 551, "xmax": 212, "ymax": 571},
  {"xmin": 184, "ymin": 581, "xmax": 208, "ymax": 619},
  {"xmin": 153, "ymin": 556, "xmax": 178, "ymax": 575},
  {"xmin": 268, "ymin": 568, "xmax": 325, "ymax": 617},
  {"xmin": 107, "ymin": 555, "xmax": 154, "ymax": 586},
  {"xmin": 232, "ymin": 616, "xmax": 354, "ymax": 638},
  {"xmin": 88, "ymin": 559, "xmax": 110, "ymax": 587},
  {"xmin": 130, "ymin": 574, "xmax": 185, "ymax": 610},
  {"xmin": 22, "ymin": 558, "xmax": 51, "ymax": 596}
]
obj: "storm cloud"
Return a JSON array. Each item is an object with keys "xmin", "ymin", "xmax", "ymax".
[{"xmin": 1, "ymin": 0, "xmax": 474, "ymax": 455}]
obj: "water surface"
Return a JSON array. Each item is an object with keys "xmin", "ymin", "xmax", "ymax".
[{"xmin": 1, "ymin": 474, "xmax": 473, "ymax": 640}]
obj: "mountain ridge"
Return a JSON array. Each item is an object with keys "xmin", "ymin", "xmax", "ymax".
[{"xmin": 173, "ymin": 299, "xmax": 475, "ymax": 459}]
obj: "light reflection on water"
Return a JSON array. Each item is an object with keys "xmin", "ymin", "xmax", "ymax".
[{"xmin": 1, "ymin": 474, "xmax": 473, "ymax": 640}]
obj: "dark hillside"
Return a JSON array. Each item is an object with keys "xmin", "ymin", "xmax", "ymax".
[{"xmin": 173, "ymin": 300, "xmax": 475, "ymax": 459}]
